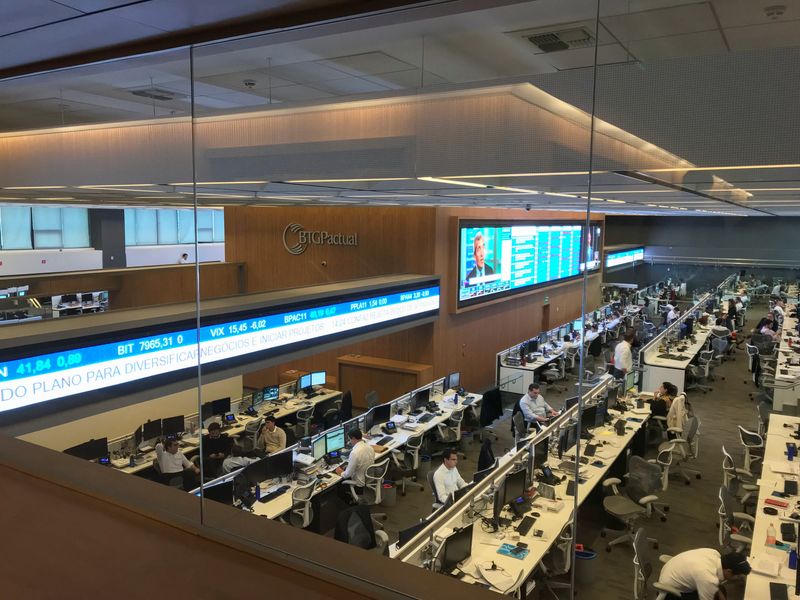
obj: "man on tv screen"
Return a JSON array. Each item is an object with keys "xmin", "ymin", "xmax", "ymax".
[{"xmin": 466, "ymin": 232, "xmax": 494, "ymax": 282}]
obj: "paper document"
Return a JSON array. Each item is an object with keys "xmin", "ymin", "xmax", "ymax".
[
  {"xmin": 768, "ymin": 461, "xmax": 800, "ymax": 475},
  {"xmin": 751, "ymin": 557, "xmax": 781, "ymax": 577}
]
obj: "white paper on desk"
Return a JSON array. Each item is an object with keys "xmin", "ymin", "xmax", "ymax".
[
  {"xmin": 751, "ymin": 557, "xmax": 781, "ymax": 577},
  {"xmin": 631, "ymin": 408, "xmax": 650, "ymax": 415},
  {"xmin": 769, "ymin": 461, "xmax": 800, "ymax": 475},
  {"xmin": 478, "ymin": 564, "xmax": 516, "ymax": 590}
]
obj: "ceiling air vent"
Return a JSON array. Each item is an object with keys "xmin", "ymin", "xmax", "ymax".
[
  {"xmin": 527, "ymin": 27, "xmax": 595, "ymax": 53},
  {"xmin": 130, "ymin": 87, "xmax": 186, "ymax": 102}
]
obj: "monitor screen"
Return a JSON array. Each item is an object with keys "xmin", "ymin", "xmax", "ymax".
[
  {"xmin": 265, "ymin": 450, "xmax": 294, "ymax": 480},
  {"xmin": 312, "ymin": 436, "xmax": 327, "ymax": 461},
  {"xmin": 473, "ymin": 458, "xmax": 499, "ymax": 483},
  {"xmin": 64, "ymin": 437, "xmax": 108, "ymax": 461},
  {"xmin": 325, "ymin": 427, "xmax": 346, "ymax": 454},
  {"xmin": 558, "ymin": 424, "xmax": 578, "ymax": 458},
  {"xmin": 263, "ymin": 386, "xmax": 279, "ymax": 402},
  {"xmin": 398, "ymin": 519, "xmax": 430, "ymax": 548},
  {"xmin": 431, "ymin": 379, "xmax": 445, "ymax": 396},
  {"xmin": 241, "ymin": 457, "xmax": 270, "ymax": 485},
  {"xmin": 580, "ymin": 223, "xmax": 603, "ymax": 272},
  {"xmin": 503, "ymin": 468, "xmax": 527, "ymax": 504},
  {"xmin": 533, "ymin": 437, "xmax": 549, "ymax": 465},
  {"xmin": 252, "ymin": 390, "xmax": 264, "ymax": 406},
  {"xmin": 564, "ymin": 396, "xmax": 579, "ymax": 411},
  {"xmin": 212, "ymin": 397, "xmax": 231, "ymax": 416},
  {"xmin": 371, "ymin": 403, "xmax": 391, "ymax": 425},
  {"xmin": 162, "ymin": 415, "xmax": 184, "ymax": 437},
  {"xmin": 624, "ymin": 370, "xmax": 636, "ymax": 392},
  {"xmin": 458, "ymin": 221, "xmax": 584, "ymax": 308},
  {"xmin": 362, "ymin": 408, "xmax": 375, "ymax": 433},
  {"xmin": 133, "ymin": 426, "xmax": 143, "ymax": 447},
  {"xmin": 310, "ymin": 371, "xmax": 326, "ymax": 386},
  {"xmin": 440, "ymin": 523, "xmax": 474, "ymax": 574},
  {"xmin": 605, "ymin": 307, "xmax": 613, "ymax": 317},
  {"xmin": 142, "ymin": 419, "xmax": 162, "ymax": 441},
  {"xmin": 447, "ymin": 372, "xmax": 461, "ymax": 390},
  {"xmin": 200, "ymin": 481, "xmax": 234, "ymax": 504},
  {"xmin": 605, "ymin": 247, "xmax": 645, "ymax": 269},
  {"xmin": 299, "ymin": 373, "xmax": 313, "ymax": 390},
  {"xmin": 580, "ymin": 406, "xmax": 597, "ymax": 434},
  {"xmin": 412, "ymin": 387, "xmax": 430, "ymax": 408},
  {"xmin": 594, "ymin": 399, "xmax": 608, "ymax": 428},
  {"xmin": 201, "ymin": 402, "xmax": 214, "ymax": 422},
  {"xmin": 453, "ymin": 482, "xmax": 475, "ymax": 503},
  {"xmin": 558, "ymin": 327, "xmax": 567, "ymax": 341}
]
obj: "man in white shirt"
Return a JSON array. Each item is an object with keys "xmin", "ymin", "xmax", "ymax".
[
  {"xmin": 666, "ymin": 306, "xmax": 680, "ymax": 325},
  {"xmin": 585, "ymin": 324, "xmax": 600, "ymax": 343},
  {"xmin": 155, "ymin": 439, "xmax": 200, "ymax": 485},
  {"xmin": 432, "ymin": 448, "xmax": 468, "ymax": 504},
  {"xmin": 773, "ymin": 300, "xmax": 785, "ymax": 325},
  {"xmin": 519, "ymin": 383, "xmax": 557, "ymax": 426},
  {"xmin": 222, "ymin": 444, "xmax": 259, "ymax": 474},
  {"xmin": 336, "ymin": 428, "xmax": 375, "ymax": 489},
  {"xmin": 772, "ymin": 283, "xmax": 782, "ymax": 297},
  {"xmin": 658, "ymin": 548, "xmax": 750, "ymax": 600},
  {"xmin": 612, "ymin": 330, "xmax": 635, "ymax": 380}
]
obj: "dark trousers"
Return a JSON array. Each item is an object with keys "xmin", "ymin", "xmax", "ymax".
[
  {"xmin": 611, "ymin": 367, "xmax": 626, "ymax": 380},
  {"xmin": 665, "ymin": 592, "xmax": 699, "ymax": 600}
]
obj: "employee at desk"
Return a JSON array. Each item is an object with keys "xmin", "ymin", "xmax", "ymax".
[
  {"xmin": 432, "ymin": 448, "xmax": 468, "ymax": 504},
  {"xmin": 155, "ymin": 439, "xmax": 200, "ymax": 484},
  {"xmin": 202, "ymin": 422, "xmax": 232, "ymax": 476},
  {"xmin": 257, "ymin": 416, "xmax": 287, "ymax": 455},
  {"xmin": 335, "ymin": 428, "xmax": 375, "ymax": 497},
  {"xmin": 519, "ymin": 383, "xmax": 558, "ymax": 427}
]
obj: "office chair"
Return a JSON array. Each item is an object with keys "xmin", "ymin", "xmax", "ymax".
[
  {"xmin": 339, "ymin": 390, "xmax": 353, "ymax": 422},
  {"xmin": 364, "ymin": 390, "xmax": 380, "ymax": 409},
  {"xmin": 243, "ymin": 417, "xmax": 264, "ymax": 452},
  {"xmin": 745, "ymin": 344, "xmax": 759, "ymax": 373},
  {"xmin": 718, "ymin": 485, "xmax": 754, "ymax": 552},
  {"xmin": 295, "ymin": 407, "xmax": 314, "ymax": 438},
  {"xmin": 756, "ymin": 400, "xmax": 771, "ymax": 437},
  {"xmin": 737, "ymin": 426, "xmax": 764, "ymax": 474},
  {"xmin": 284, "ymin": 426, "xmax": 297, "ymax": 448},
  {"xmin": 390, "ymin": 433, "xmax": 425, "ymax": 495},
  {"xmin": 426, "ymin": 470, "xmax": 443, "ymax": 510},
  {"xmin": 601, "ymin": 456, "xmax": 667, "ymax": 552},
  {"xmin": 536, "ymin": 513, "xmax": 573, "ymax": 596},
  {"xmin": 542, "ymin": 357, "xmax": 567, "ymax": 393},
  {"xmin": 345, "ymin": 459, "xmax": 390, "ymax": 525},
  {"xmin": 512, "ymin": 411, "xmax": 527, "ymax": 444},
  {"xmin": 478, "ymin": 386, "xmax": 502, "ymax": 442},
  {"xmin": 152, "ymin": 459, "xmax": 184, "ymax": 489},
  {"xmin": 436, "ymin": 408, "xmax": 465, "ymax": 456},
  {"xmin": 333, "ymin": 505, "xmax": 389, "ymax": 555},
  {"xmin": 281, "ymin": 478, "xmax": 317, "ymax": 528},
  {"xmin": 633, "ymin": 528, "xmax": 680, "ymax": 600},
  {"xmin": 721, "ymin": 445, "xmax": 758, "ymax": 507}
]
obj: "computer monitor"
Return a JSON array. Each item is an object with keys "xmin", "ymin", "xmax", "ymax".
[
  {"xmin": 431, "ymin": 378, "xmax": 445, "ymax": 396},
  {"xmin": 594, "ymin": 399, "xmax": 608, "ymax": 428},
  {"xmin": 64, "ymin": 437, "xmax": 109, "ymax": 461},
  {"xmin": 573, "ymin": 318, "xmax": 582, "ymax": 332},
  {"xmin": 241, "ymin": 457, "xmax": 270, "ymax": 485},
  {"xmin": 265, "ymin": 450, "xmax": 294, "ymax": 480},
  {"xmin": 439, "ymin": 523, "xmax": 474, "ymax": 574},
  {"xmin": 453, "ymin": 482, "xmax": 475, "ymax": 503},
  {"xmin": 162, "ymin": 415, "xmax": 184, "ymax": 437},
  {"xmin": 310, "ymin": 370, "xmax": 326, "ymax": 386},
  {"xmin": 624, "ymin": 371, "xmax": 636, "ymax": 393},
  {"xmin": 132, "ymin": 426, "xmax": 143, "ymax": 448},
  {"xmin": 252, "ymin": 390, "xmax": 264, "ymax": 407},
  {"xmin": 527, "ymin": 338, "xmax": 539, "ymax": 354},
  {"xmin": 362, "ymin": 408, "xmax": 375, "ymax": 433},
  {"xmin": 564, "ymin": 396, "xmax": 579, "ymax": 411},
  {"xmin": 503, "ymin": 468, "xmax": 527, "ymax": 505},
  {"xmin": 605, "ymin": 307, "xmax": 613, "ymax": 317},
  {"xmin": 325, "ymin": 427, "xmax": 346, "ymax": 454},
  {"xmin": 447, "ymin": 372, "xmax": 461, "ymax": 390},
  {"xmin": 558, "ymin": 327, "xmax": 567, "ymax": 340},
  {"xmin": 312, "ymin": 436, "xmax": 327, "ymax": 461},
  {"xmin": 200, "ymin": 481, "xmax": 234, "ymax": 505},
  {"xmin": 580, "ymin": 406, "xmax": 598, "ymax": 434},
  {"xmin": 299, "ymin": 373, "xmax": 313, "ymax": 392},
  {"xmin": 595, "ymin": 310, "xmax": 602, "ymax": 322},
  {"xmin": 533, "ymin": 437, "xmax": 549, "ymax": 465},
  {"xmin": 201, "ymin": 402, "xmax": 215, "ymax": 422},
  {"xmin": 398, "ymin": 519, "xmax": 430, "ymax": 548},
  {"xmin": 263, "ymin": 385, "xmax": 279, "ymax": 402},
  {"xmin": 473, "ymin": 458, "xmax": 499, "ymax": 483},
  {"xmin": 558, "ymin": 424, "xmax": 578, "ymax": 459},
  {"xmin": 142, "ymin": 419, "xmax": 162, "ymax": 441},
  {"xmin": 371, "ymin": 403, "xmax": 391, "ymax": 425},
  {"xmin": 412, "ymin": 387, "xmax": 430, "ymax": 409},
  {"xmin": 211, "ymin": 397, "xmax": 231, "ymax": 416}
]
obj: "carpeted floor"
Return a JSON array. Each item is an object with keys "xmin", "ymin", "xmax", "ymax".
[{"xmin": 374, "ymin": 304, "xmax": 766, "ymax": 599}]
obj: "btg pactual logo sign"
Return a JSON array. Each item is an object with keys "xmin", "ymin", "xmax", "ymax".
[{"xmin": 282, "ymin": 223, "xmax": 359, "ymax": 255}]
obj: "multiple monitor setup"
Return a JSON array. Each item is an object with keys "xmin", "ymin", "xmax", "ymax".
[
  {"xmin": 63, "ymin": 437, "xmax": 109, "ymax": 462},
  {"xmin": 200, "ymin": 397, "xmax": 232, "ymax": 423}
]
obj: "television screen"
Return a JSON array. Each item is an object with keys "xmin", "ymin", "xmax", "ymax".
[
  {"xmin": 458, "ymin": 221, "xmax": 584, "ymax": 307},
  {"xmin": 580, "ymin": 223, "xmax": 603, "ymax": 272},
  {"xmin": 606, "ymin": 247, "xmax": 645, "ymax": 269}
]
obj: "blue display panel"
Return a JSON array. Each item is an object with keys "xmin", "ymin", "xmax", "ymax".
[
  {"xmin": 606, "ymin": 247, "xmax": 645, "ymax": 268},
  {"xmin": 458, "ymin": 221, "xmax": 586, "ymax": 307},
  {"xmin": 0, "ymin": 283, "xmax": 439, "ymax": 414}
]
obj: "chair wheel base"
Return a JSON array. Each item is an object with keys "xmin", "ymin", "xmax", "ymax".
[
  {"xmin": 606, "ymin": 546, "xmax": 612, "ymax": 552},
  {"xmin": 664, "ymin": 506, "xmax": 670, "ymax": 512},
  {"xmin": 660, "ymin": 516, "xmax": 667, "ymax": 522},
  {"xmin": 653, "ymin": 543, "xmax": 659, "ymax": 549},
  {"xmin": 685, "ymin": 481, "xmax": 691, "ymax": 485},
  {"xmin": 696, "ymin": 474, "xmax": 702, "ymax": 479}
]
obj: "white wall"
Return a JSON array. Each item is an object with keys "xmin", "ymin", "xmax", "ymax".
[
  {"xmin": 0, "ymin": 248, "xmax": 102, "ymax": 276},
  {"xmin": 18, "ymin": 375, "xmax": 242, "ymax": 451},
  {"xmin": 125, "ymin": 243, "xmax": 225, "ymax": 267}
]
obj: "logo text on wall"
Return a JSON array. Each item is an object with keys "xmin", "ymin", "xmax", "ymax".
[{"xmin": 282, "ymin": 223, "xmax": 359, "ymax": 255}]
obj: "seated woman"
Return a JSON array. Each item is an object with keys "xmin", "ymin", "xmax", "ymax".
[{"xmin": 649, "ymin": 381, "xmax": 678, "ymax": 418}]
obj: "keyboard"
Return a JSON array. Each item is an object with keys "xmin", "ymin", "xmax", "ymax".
[
  {"xmin": 463, "ymin": 396, "xmax": 476, "ymax": 405},
  {"xmin": 375, "ymin": 435, "xmax": 394, "ymax": 446},
  {"xmin": 516, "ymin": 515, "xmax": 536, "ymax": 536},
  {"xmin": 417, "ymin": 414, "xmax": 435, "ymax": 424},
  {"xmin": 305, "ymin": 390, "xmax": 321, "ymax": 399},
  {"xmin": 259, "ymin": 485, "xmax": 290, "ymax": 503},
  {"xmin": 558, "ymin": 460, "xmax": 578, "ymax": 471}
]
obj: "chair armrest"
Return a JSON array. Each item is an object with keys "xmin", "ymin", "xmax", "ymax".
[
  {"xmin": 667, "ymin": 427, "xmax": 684, "ymax": 433},
  {"xmin": 734, "ymin": 467, "xmax": 754, "ymax": 478},
  {"xmin": 638, "ymin": 494, "xmax": 659, "ymax": 505},
  {"xmin": 658, "ymin": 554, "xmax": 673, "ymax": 564},
  {"xmin": 731, "ymin": 533, "xmax": 752, "ymax": 544},
  {"xmin": 732, "ymin": 512, "xmax": 755, "ymax": 524},
  {"xmin": 651, "ymin": 416, "xmax": 667, "ymax": 422},
  {"xmin": 603, "ymin": 478, "xmax": 622, "ymax": 487}
]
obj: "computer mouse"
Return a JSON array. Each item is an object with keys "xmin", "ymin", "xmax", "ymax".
[{"xmin": 531, "ymin": 512, "xmax": 541, "ymax": 517}]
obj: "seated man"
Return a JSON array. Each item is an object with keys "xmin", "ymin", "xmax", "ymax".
[
  {"xmin": 155, "ymin": 438, "xmax": 200, "ymax": 486},
  {"xmin": 659, "ymin": 548, "xmax": 750, "ymax": 600},
  {"xmin": 519, "ymin": 383, "xmax": 557, "ymax": 428},
  {"xmin": 222, "ymin": 444, "xmax": 259, "ymax": 474},
  {"xmin": 432, "ymin": 448, "xmax": 468, "ymax": 504},
  {"xmin": 335, "ymin": 428, "xmax": 375, "ymax": 500},
  {"xmin": 202, "ymin": 422, "xmax": 231, "ymax": 477},
  {"xmin": 257, "ymin": 416, "xmax": 287, "ymax": 455}
]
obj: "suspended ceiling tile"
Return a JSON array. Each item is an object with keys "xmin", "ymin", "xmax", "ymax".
[
  {"xmin": 713, "ymin": 0, "xmax": 800, "ymax": 28},
  {"xmin": 628, "ymin": 30, "xmax": 727, "ymax": 61},
  {"xmin": 111, "ymin": 0, "xmax": 280, "ymax": 31},
  {"xmin": 537, "ymin": 43, "xmax": 634, "ymax": 70},
  {"xmin": 55, "ymin": 0, "xmax": 142, "ymax": 10},
  {"xmin": 316, "ymin": 51, "xmax": 418, "ymax": 77},
  {"xmin": 362, "ymin": 69, "xmax": 449, "ymax": 89},
  {"xmin": 725, "ymin": 20, "xmax": 800, "ymax": 51},
  {"xmin": 268, "ymin": 84, "xmax": 335, "ymax": 103},
  {"xmin": 267, "ymin": 60, "xmax": 357, "ymax": 84},
  {"xmin": 0, "ymin": 0, "xmax": 82, "ymax": 37},
  {"xmin": 600, "ymin": 2, "xmax": 718, "ymax": 41},
  {"xmin": 309, "ymin": 76, "xmax": 391, "ymax": 95}
]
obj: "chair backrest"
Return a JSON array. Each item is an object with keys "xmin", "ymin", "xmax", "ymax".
[
  {"xmin": 365, "ymin": 459, "xmax": 390, "ymax": 502},
  {"xmin": 738, "ymin": 425, "xmax": 762, "ymax": 448},
  {"xmin": 426, "ymin": 469, "xmax": 441, "ymax": 505},
  {"xmin": 334, "ymin": 505, "xmax": 378, "ymax": 549},
  {"xmin": 365, "ymin": 390, "xmax": 379, "ymax": 409},
  {"xmin": 284, "ymin": 426, "xmax": 297, "ymax": 447},
  {"xmin": 718, "ymin": 485, "xmax": 739, "ymax": 526},
  {"xmin": 477, "ymin": 438, "xmax": 496, "ymax": 472},
  {"xmin": 404, "ymin": 434, "xmax": 424, "ymax": 470},
  {"xmin": 512, "ymin": 411, "xmax": 527, "ymax": 440},
  {"xmin": 684, "ymin": 416, "xmax": 699, "ymax": 445},
  {"xmin": 292, "ymin": 477, "xmax": 317, "ymax": 503},
  {"xmin": 340, "ymin": 390, "xmax": 353, "ymax": 421},
  {"xmin": 479, "ymin": 386, "xmax": 503, "ymax": 427},
  {"xmin": 247, "ymin": 417, "xmax": 264, "ymax": 447},
  {"xmin": 633, "ymin": 528, "xmax": 654, "ymax": 594},
  {"xmin": 626, "ymin": 455, "xmax": 662, "ymax": 500}
]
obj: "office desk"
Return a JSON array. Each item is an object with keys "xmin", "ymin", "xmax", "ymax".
[
  {"xmin": 773, "ymin": 314, "xmax": 800, "ymax": 412},
  {"xmin": 744, "ymin": 413, "xmax": 800, "ymax": 599},
  {"xmin": 250, "ymin": 391, "xmax": 482, "ymax": 522},
  {"xmin": 394, "ymin": 403, "xmax": 650, "ymax": 594},
  {"xmin": 112, "ymin": 388, "xmax": 342, "ymax": 475},
  {"xmin": 641, "ymin": 325, "xmax": 713, "ymax": 393},
  {"xmin": 499, "ymin": 349, "xmax": 564, "ymax": 395}
]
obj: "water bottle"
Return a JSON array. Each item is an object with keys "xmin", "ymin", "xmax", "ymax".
[
  {"xmin": 790, "ymin": 444, "xmax": 796, "ymax": 462},
  {"xmin": 767, "ymin": 523, "xmax": 777, "ymax": 545},
  {"xmin": 790, "ymin": 549, "xmax": 798, "ymax": 570},
  {"xmin": 255, "ymin": 484, "xmax": 261, "ymax": 501}
]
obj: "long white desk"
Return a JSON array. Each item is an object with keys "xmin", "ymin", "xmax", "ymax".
[
  {"xmin": 773, "ymin": 313, "xmax": 800, "ymax": 413},
  {"xmin": 745, "ymin": 413, "xmax": 800, "ymax": 599}
]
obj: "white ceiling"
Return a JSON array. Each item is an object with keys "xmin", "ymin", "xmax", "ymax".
[{"xmin": 0, "ymin": 0, "xmax": 799, "ymax": 217}]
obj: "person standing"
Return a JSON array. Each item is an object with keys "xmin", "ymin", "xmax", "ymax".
[{"xmin": 612, "ymin": 330, "xmax": 635, "ymax": 380}]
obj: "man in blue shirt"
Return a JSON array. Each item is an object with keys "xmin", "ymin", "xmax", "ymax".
[{"xmin": 519, "ymin": 383, "xmax": 557, "ymax": 427}]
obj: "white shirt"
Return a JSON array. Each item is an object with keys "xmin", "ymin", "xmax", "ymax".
[
  {"xmin": 773, "ymin": 284, "xmax": 782, "ymax": 296},
  {"xmin": 342, "ymin": 440, "xmax": 375, "ymax": 487},
  {"xmin": 155, "ymin": 442, "xmax": 192, "ymax": 474},
  {"xmin": 774, "ymin": 304, "xmax": 785, "ymax": 323},
  {"xmin": 666, "ymin": 308, "xmax": 679, "ymax": 324},
  {"xmin": 614, "ymin": 340, "xmax": 633, "ymax": 372},
  {"xmin": 585, "ymin": 330, "xmax": 599, "ymax": 343},
  {"xmin": 432, "ymin": 463, "xmax": 467, "ymax": 503},
  {"xmin": 659, "ymin": 548, "xmax": 724, "ymax": 600},
  {"xmin": 222, "ymin": 455, "xmax": 259, "ymax": 474},
  {"xmin": 519, "ymin": 392, "xmax": 553, "ymax": 423}
]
